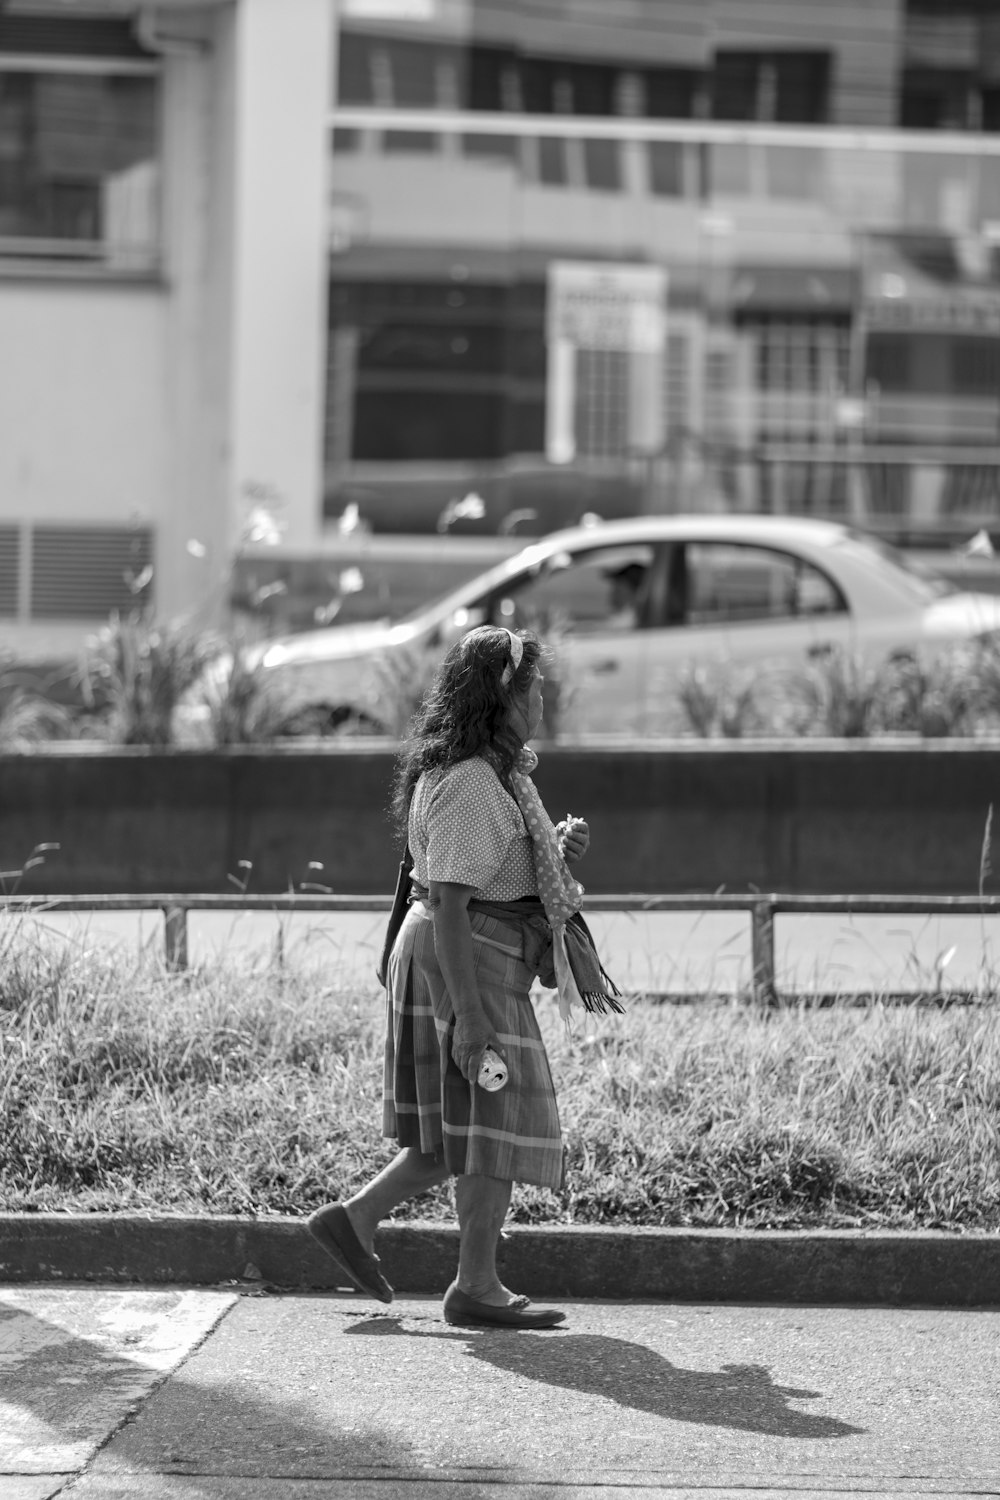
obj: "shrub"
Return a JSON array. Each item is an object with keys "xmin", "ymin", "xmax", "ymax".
[
  {"xmin": 0, "ymin": 662, "xmax": 71, "ymax": 749},
  {"xmin": 877, "ymin": 649, "xmax": 979, "ymax": 738},
  {"xmin": 677, "ymin": 664, "xmax": 762, "ymax": 739},
  {"xmin": 198, "ymin": 639, "xmax": 296, "ymax": 747},
  {"xmin": 82, "ymin": 612, "xmax": 216, "ymax": 747},
  {"xmin": 789, "ymin": 648, "xmax": 886, "ymax": 739}
]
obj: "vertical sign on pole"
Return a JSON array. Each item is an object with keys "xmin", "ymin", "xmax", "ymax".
[{"xmin": 545, "ymin": 261, "xmax": 668, "ymax": 465}]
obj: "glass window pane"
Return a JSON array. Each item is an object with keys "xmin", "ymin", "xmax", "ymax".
[
  {"xmin": 774, "ymin": 53, "xmax": 831, "ymax": 125},
  {"xmin": 465, "ymin": 46, "xmax": 514, "ymax": 111},
  {"xmin": 565, "ymin": 62, "xmax": 617, "ymax": 117},
  {"xmin": 385, "ymin": 37, "xmax": 438, "ymax": 108},
  {"xmin": 337, "ymin": 31, "xmax": 375, "ymax": 105},
  {"xmin": 712, "ymin": 53, "xmax": 760, "ymax": 121},
  {"xmin": 648, "ymin": 140, "xmax": 685, "ymax": 197},
  {"xmin": 353, "ymin": 389, "xmax": 503, "ymax": 461},
  {"xmin": 685, "ymin": 544, "xmax": 844, "ymax": 624},
  {"xmin": 519, "ymin": 58, "xmax": 555, "ymax": 114},
  {"xmin": 646, "ymin": 67, "xmax": 702, "ymax": 119},
  {"xmin": 0, "ymin": 70, "xmax": 158, "ymax": 256},
  {"xmin": 358, "ymin": 322, "xmax": 505, "ymax": 375},
  {"xmin": 583, "ymin": 138, "xmax": 621, "ymax": 191},
  {"xmin": 496, "ymin": 544, "xmax": 655, "ymax": 634},
  {"xmin": 538, "ymin": 136, "xmax": 567, "ymax": 185}
]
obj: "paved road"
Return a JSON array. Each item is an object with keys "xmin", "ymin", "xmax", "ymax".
[
  {"xmin": 20, "ymin": 905, "xmax": 1000, "ymax": 998},
  {"xmin": 3, "ymin": 1286, "xmax": 997, "ymax": 1498}
]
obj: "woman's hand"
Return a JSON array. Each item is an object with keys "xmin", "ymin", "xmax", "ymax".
[
  {"xmin": 452, "ymin": 1008, "xmax": 502, "ymax": 1083},
  {"xmin": 557, "ymin": 815, "xmax": 590, "ymax": 864}
]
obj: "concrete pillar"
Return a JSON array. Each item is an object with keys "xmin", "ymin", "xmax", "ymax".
[
  {"xmin": 157, "ymin": 23, "xmax": 228, "ymax": 623},
  {"xmin": 229, "ymin": 0, "xmax": 334, "ymax": 551}
]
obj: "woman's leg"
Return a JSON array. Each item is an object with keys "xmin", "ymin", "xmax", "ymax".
[
  {"xmin": 343, "ymin": 1146, "xmax": 449, "ymax": 1254},
  {"xmin": 454, "ymin": 1173, "xmax": 513, "ymax": 1304}
]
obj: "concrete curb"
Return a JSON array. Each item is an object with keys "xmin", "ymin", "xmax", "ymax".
[{"xmin": 1, "ymin": 1215, "xmax": 997, "ymax": 1306}]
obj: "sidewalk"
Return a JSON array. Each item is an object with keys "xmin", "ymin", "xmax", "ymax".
[{"xmin": 3, "ymin": 1285, "xmax": 998, "ymax": 1498}]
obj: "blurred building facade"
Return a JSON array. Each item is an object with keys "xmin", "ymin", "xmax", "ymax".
[{"xmin": 2, "ymin": 0, "xmax": 1000, "ymax": 656}]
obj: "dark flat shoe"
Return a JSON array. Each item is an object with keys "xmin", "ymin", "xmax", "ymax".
[
  {"xmin": 443, "ymin": 1281, "xmax": 565, "ymax": 1329},
  {"xmin": 306, "ymin": 1203, "xmax": 393, "ymax": 1303}
]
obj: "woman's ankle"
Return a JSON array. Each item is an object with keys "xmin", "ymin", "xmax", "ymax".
[
  {"xmin": 342, "ymin": 1198, "xmax": 379, "ymax": 1252},
  {"xmin": 453, "ymin": 1276, "xmax": 512, "ymax": 1305}
]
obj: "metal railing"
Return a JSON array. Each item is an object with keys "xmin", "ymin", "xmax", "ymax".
[{"xmin": 5, "ymin": 892, "xmax": 1000, "ymax": 1003}]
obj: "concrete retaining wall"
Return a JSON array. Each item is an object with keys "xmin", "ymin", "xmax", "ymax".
[
  {"xmin": 1, "ymin": 1214, "xmax": 996, "ymax": 1305},
  {"xmin": 2, "ymin": 741, "xmax": 999, "ymax": 896}
]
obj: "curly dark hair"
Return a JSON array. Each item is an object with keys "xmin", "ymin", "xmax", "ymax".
[{"xmin": 391, "ymin": 626, "xmax": 542, "ymax": 838}]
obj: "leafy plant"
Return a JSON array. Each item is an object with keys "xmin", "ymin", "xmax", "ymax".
[
  {"xmin": 536, "ymin": 616, "xmax": 578, "ymax": 740},
  {"xmin": 82, "ymin": 611, "xmax": 216, "ymax": 747},
  {"xmin": 366, "ymin": 644, "xmax": 440, "ymax": 738},
  {"xmin": 787, "ymin": 648, "xmax": 887, "ymax": 738},
  {"xmin": 198, "ymin": 639, "xmax": 295, "ymax": 747},
  {"xmin": 876, "ymin": 649, "xmax": 978, "ymax": 738},
  {"xmin": 0, "ymin": 663, "xmax": 71, "ymax": 749},
  {"xmin": 676, "ymin": 664, "xmax": 761, "ymax": 739}
]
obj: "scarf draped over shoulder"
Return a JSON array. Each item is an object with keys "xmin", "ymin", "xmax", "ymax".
[{"xmin": 508, "ymin": 747, "xmax": 623, "ymax": 1029}]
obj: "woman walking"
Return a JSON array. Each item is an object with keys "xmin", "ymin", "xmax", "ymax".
[{"xmin": 307, "ymin": 625, "xmax": 620, "ymax": 1329}]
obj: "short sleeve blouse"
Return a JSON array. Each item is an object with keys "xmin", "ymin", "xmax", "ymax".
[{"xmin": 408, "ymin": 756, "xmax": 538, "ymax": 901}]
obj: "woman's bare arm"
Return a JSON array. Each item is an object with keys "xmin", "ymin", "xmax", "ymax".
[{"xmin": 429, "ymin": 880, "xmax": 501, "ymax": 1082}]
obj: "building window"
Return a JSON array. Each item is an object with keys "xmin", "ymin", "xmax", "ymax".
[
  {"xmin": 645, "ymin": 67, "xmax": 705, "ymax": 120},
  {"xmin": 576, "ymin": 348, "xmax": 631, "ymax": 459},
  {"xmin": 582, "ymin": 138, "xmax": 621, "ymax": 191},
  {"xmin": 0, "ymin": 18, "xmax": 160, "ymax": 269},
  {"xmin": 384, "ymin": 36, "xmax": 441, "ymax": 107},
  {"xmin": 900, "ymin": 67, "xmax": 979, "ymax": 130},
  {"xmin": 337, "ymin": 30, "xmax": 376, "ymax": 105},
  {"xmin": 464, "ymin": 46, "xmax": 516, "ymax": 111},
  {"xmin": 751, "ymin": 318, "xmax": 850, "ymax": 443},
  {"xmin": 712, "ymin": 52, "xmax": 831, "ymax": 125},
  {"xmin": 984, "ymin": 88, "xmax": 1000, "ymax": 133},
  {"xmin": 648, "ymin": 140, "xmax": 687, "ymax": 197}
]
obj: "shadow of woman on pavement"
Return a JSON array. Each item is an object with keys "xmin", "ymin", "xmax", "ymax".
[{"xmin": 344, "ymin": 1313, "xmax": 865, "ymax": 1440}]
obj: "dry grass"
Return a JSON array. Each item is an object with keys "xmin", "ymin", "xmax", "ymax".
[{"xmin": 1, "ymin": 921, "xmax": 997, "ymax": 1231}]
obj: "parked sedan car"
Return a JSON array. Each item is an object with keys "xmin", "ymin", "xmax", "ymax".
[{"xmin": 190, "ymin": 515, "xmax": 1000, "ymax": 738}]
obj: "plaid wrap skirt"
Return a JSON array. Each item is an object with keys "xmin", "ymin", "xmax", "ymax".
[{"xmin": 382, "ymin": 901, "xmax": 564, "ymax": 1191}]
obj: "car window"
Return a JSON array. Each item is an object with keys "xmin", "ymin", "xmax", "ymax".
[
  {"xmin": 681, "ymin": 544, "xmax": 846, "ymax": 626},
  {"xmin": 488, "ymin": 544, "xmax": 656, "ymax": 634}
]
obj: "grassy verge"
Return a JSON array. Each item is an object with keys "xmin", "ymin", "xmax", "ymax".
[{"xmin": 1, "ymin": 923, "xmax": 998, "ymax": 1232}]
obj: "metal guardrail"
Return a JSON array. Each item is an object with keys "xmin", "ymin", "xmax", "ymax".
[{"xmin": 5, "ymin": 892, "xmax": 1000, "ymax": 1003}]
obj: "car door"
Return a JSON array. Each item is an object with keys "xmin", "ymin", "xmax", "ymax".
[
  {"xmin": 634, "ymin": 540, "xmax": 857, "ymax": 731},
  {"xmin": 482, "ymin": 542, "xmax": 660, "ymax": 734}
]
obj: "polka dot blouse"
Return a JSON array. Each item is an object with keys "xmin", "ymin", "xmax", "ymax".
[{"xmin": 408, "ymin": 756, "xmax": 540, "ymax": 901}]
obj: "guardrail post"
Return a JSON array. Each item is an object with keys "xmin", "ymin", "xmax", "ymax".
[
  {"xmin": 751, "ymin": 900, "xmax": 777, "ymax": 1005},
  {"xmin": 164, "ymin": 905, "xmax": 189, "ymax": 971}
]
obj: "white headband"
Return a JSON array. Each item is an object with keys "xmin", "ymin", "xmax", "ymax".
[{"xmin": 500, "ymin": 629, "xmax": 524, "ymax": 685}]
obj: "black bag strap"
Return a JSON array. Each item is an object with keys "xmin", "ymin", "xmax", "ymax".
[{"xmin": 376, "ymin": 844, "xmax": 414, "ymax": 988}]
